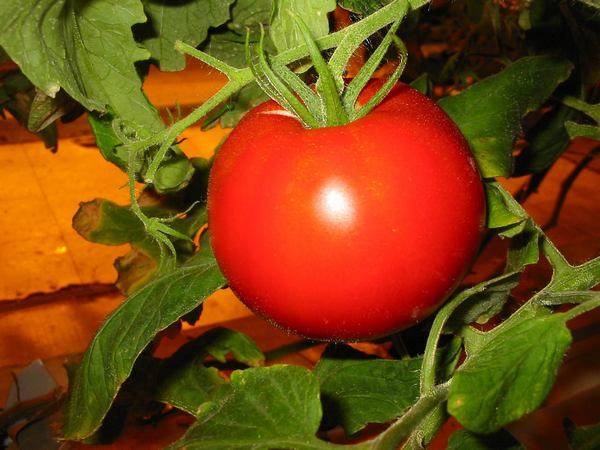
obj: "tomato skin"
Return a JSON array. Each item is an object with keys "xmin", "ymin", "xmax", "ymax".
[{"xmin": 208, "ymin": 82, "xmax": 485, "ymax": 341}]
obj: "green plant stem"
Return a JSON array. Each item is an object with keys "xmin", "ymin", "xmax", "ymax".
[
  {"xmin": 249, "ymin": 26, "xmax": 320, "ymax": 128},
  {"xmin": 539, "ymin": 239, "xmax": 600, "ymax": 294},
  {"xmin": 420, "ymin": 314, "xmax": 454, "ymax": 394},
  {"xmin": 419, "ymin": 292, "xmax": 471, "ymax": 393},
  {"xmin": 561, "ymin": 95, "xmax": 600, "ymax": 122},
  {"xmin": 293, "ymin": 14, "xmax": 349, "ymax": 126},
  {"xmin": 494, "ymin": 182, "xmax": 599, "ymax": 295},
  {"xmin": 538, "ymin": 290, "xmax": 600, "ymax": 306},
  {"xmin": 402, "ymin": 406, "xmax": 446, "ymax": 450},
  {"xmin": 352, "ymin": 37, "xmax": 407, "ymax": 121},
  {"xmin": 175, "ymin": 41, "xmax": 239, "ymax": 76},
  {"xmin": 143, "ymin": 79, "xmax": 249, "ymax": 184},
  {"xmin": 328, "ymin": 0, "xmax": 409, "ymax": 88},
  {"xmin": 127, "ymin": 146, "xmax": 180, "ymax": 269},
  {"xmin": 563, "ymin": 298, "xmax": 600, "ymax": 321},
  {"xmin": 367, "ymin": 382, "xmax": 450, "ymax": 450},
  {"xmin": 343, "ymin": 20, "xmax": 400, "ymax": 112}
]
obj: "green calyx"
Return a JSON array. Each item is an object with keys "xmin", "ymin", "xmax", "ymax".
[{"xmin": 246, "ymin": 7, "xmax": 409, "ymax": 129}]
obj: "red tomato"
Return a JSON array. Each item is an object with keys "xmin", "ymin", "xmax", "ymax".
[{"xmin": 208, "ymin": 82, "xmax": 485, "ymax": 340}]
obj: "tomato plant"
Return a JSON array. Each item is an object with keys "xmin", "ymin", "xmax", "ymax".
[
  {"xmin": 1, "ymin": 0, "xmax": 599, "ymax": 448},
  {"xmin": 209, "ymin": 81, "xmax": 485, "ymax": 340}
]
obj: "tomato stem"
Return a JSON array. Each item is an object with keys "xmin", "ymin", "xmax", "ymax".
[
  {"xmin": 293, "ymin": 14, "xmax": 349, "ymax": 126},
  {"xmin": 343, "ymin": 20, "xmax": 401, "ymax": 113},
  {"xmin": 247, "ymin": 4, "xmax": 410, "ymax": 128},
  {"xmin": 248, "ymin": 26, "xmax": 321, "ymax": 128},
  {"xmin": 419, "ymin": 271, "xmax": 519, "ymax": 394},
  {"xmin": 368, "ymin": 382, "xmax": 451, "ymax": 450},
  {"xmin": 563, "ymin": 297, "xmax": 600, "ymax": 321},
  {"xmin": 352, "ymin": 37, "xmax": 408, "ymax": 121}
]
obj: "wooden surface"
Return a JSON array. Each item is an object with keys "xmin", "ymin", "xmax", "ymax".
[
  {"xmin": 0, "ymin": 59, "xmax": 251, "ymax": 371},
  {"xmin": 0, "ymin": 58, "xmax": 599, "ymax": 448}
]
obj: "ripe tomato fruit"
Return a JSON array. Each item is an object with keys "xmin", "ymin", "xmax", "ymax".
[{"xmin": 208, "ymin": 81, "xmax": 485, "ymax": 340}]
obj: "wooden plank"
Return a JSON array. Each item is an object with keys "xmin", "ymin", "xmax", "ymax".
[{"xmin": 0, "ymin": 288, "xmax": 250, "ymax": 371}]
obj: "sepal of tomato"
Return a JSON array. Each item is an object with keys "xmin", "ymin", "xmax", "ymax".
[{"xmin": 208, "ymin": 81, "xmax": 485, "ymax": 340}]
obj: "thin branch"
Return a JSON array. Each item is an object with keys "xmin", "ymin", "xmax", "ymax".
[{"xmin": 368, "ymin": 382, "xmax": 450, "ymax": 450}]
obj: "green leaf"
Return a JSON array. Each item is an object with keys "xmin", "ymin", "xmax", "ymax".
[
  {"xmin": 439, "ymin": 56, "xmax": 573, "ymax": 177},
  {"xmin": 72, "ymin": 198, "xmax": 161, "ymax": 294},
  {"xmin": 573, "ymin": 0, "xmax": 600, "ymax": 10},
  {"xmin": 314, "ymin": 341, "xmax": 461, "ymax": 437},
  {"xmin": 485, "ymin": 182, "xmax": 542, "ymax": 272},
  {"xmin": 88, "ymin": 113, "xmax": 127, "ymax": 164},
  {"xmin": 201, "ymin": 0, "xmax": 273, "ymax": 69},
  {"xmin": 73, "ymin": 199, "xmax": 150, "ymax": 246},
  {"xmin": 73, "ymin": 197, "xmax": 208, "ymax": 294},
  {"xmin": 0, "ymin": 71, "xmax": 58, "ymax": 150},
  {"xmin": 446, "ymin": 272, "xmax": 520, "ymax": 332},
  {"xmin": 113, "ymin": 248, "xmax": 160, "ymax": 295},
  {"xmin": 157, "ymin": 365, "xmax": 226, "ymax": 416},
  {"xmin": 448, "ymin": 429, "xmax": 523, "ymax": 450},
  {"xmin": 203, "ymin": 0, "xmax": 275, "ymax": 68},
  {"xmin": 484, "ymin": 182, "xmax": 527, "ymax": 232},
  {"xmin": 0, "ymin": 0, "xmax": 148, "ymax": 118},
  {"xmin": 156, "ymin": 328, "xmax": 263, "ymax": 416},
  {"xmin": 0, "ymin": 47, "xmax": 8, "ymax": 64},
  {"xmin": 515, "ymin": 104, "xmax": 576, "ymax": 175},
  {"xmin": 200, "ymin": 0, "xmax": 274, "ymax": 128},
  {"xmin": 338, "ymin": 0, "xmax": 393, "ymax": 16},
  {"xmin": 88, "ymin": 112, "xmax": 194, "ymax": 193},
  {"xmin": 314, "ymin": 344, "xmax": 421, "ymax": 435},
  {"xmin": 562, "ymin": 96, "xmax": 600, "ymax": 123},
  {"xmin": 228, "ymin": 0, "xmax": 274, "ymax": 35},
  {"xmin": 560, "ymin": 96, "xmax": 600, "ymax": 141},
  {"xmin": 204, "ymin": 31, "xmax": 250, "ymax": 69},
  {"xmin": 0, "ymin": 0, "xmax": 194, "ymax": 191},
  {"xmin": 506, "ymin": 219, "xmax": 540, "ymax": 272},
  {"xmin": 448, "ymin": 313, "xmax": 572, "ymax": 434},
  {"xmin": 63, "ymin": 248, "xmax": 227, "ymax": 440},
  {"xmin": 27, "ymin": 88, "xmax": 75, "ymax": 133},
  {"xmin": 410, "ymin": 73, "xmax": 429, "ymax": 95},
  {"xmin": 565, "ymin": 420, "xmax": 600, "ymax": 450},
  {"xmin": 565, "ymin": 122, "xmax": 600, "ymax": 140},
  {"xmin": 138, "ymin": 0, "xmax": 234, "ymax": 71},
  {"xmin": 270, "ymin": 0, "xmax": 336, "ymax": 53},
  {"xmin": 169, "ymin": 365, "xmax": 328, "ymax": 449},
  {"xmin": 207, "ymin": 82, "xmax": 269, "ymax": 129},
  {"xmin": 169, "ymin": 327, "xmax": 264, "ymax": 367}
]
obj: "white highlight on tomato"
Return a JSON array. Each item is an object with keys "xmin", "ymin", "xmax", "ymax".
[{"xmin": 317, "ymin": 181, "xmax": 355, "ymax": 226}]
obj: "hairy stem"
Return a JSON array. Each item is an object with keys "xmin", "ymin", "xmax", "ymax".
[
  {"xmin": 564, "ymin": 298, "xmax": 600, "ymax": 321},
  {"xmin": 401, "ymin": 406, "xmax": 446, "ymax": 450},
  {"xmin": 368, "ymin": 382, "xmax": 450, "ymax": 450}
]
